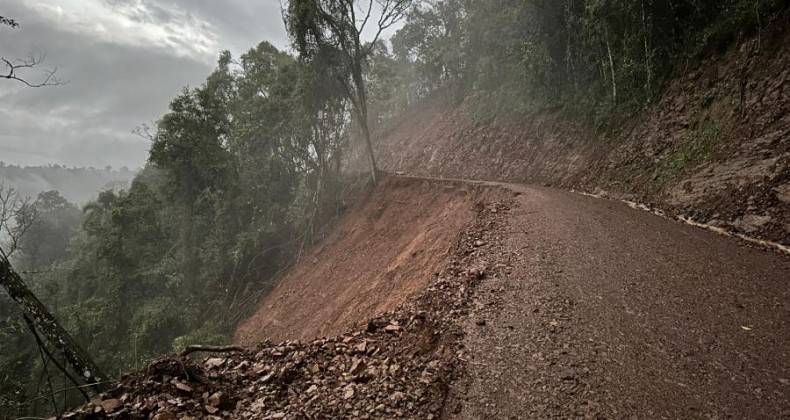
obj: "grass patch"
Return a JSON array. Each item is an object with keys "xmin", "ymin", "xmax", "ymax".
[{"xmin": 650, "ymin": 115, "xmax": 724, "ymax": 192}]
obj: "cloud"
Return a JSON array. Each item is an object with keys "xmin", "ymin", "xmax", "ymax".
[{"xmin": 0, "ymin": 0, "xmax": 288, "ymax": 168}]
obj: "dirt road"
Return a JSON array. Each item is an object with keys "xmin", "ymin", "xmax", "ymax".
[{"xmin": 448, "ymin": 183, "xmax": 790, "ymax": 419}]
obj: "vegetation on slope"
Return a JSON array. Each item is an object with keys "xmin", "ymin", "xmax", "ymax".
[
  {"xmin": 393, "ymin": 0, "xmax": 786, "ymax": 123},
  {"xmin": 0, "ymin": 41, "xmax": 364, "ymax": 417}
]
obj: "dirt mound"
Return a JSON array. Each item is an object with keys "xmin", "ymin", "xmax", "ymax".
[
  {"xmin": 235, "ymin": 176, "xmax": 480, "ymax": 344},
  {"xmin": 354, "ymin": 12, "xmax": 790, "ymax": 245}
]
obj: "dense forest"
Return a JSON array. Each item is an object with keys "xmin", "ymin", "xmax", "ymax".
[{"xmin": 1, "ymin": 0, "xmax": 785, "ymax": 417}]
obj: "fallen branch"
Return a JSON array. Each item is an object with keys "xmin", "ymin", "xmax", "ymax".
[{"xmin": 179, "ymin": 345, "xmax": 245, "ymax": 357}]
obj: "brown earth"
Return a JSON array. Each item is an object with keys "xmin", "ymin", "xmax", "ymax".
[
  {"xmin": 448, "ymin": 183, "xmax": 790, "ymax": 419},
  {"xmin": 65, "ymin": 178, "xmax": 789, "ymax": 419},
  {"xmin": 65, "ymin": 177, "xmax": 515, "ymax": 419},
  {"xmin": 355, "ymin": 11, "xmax": 790, "ymax": 246},
  {"xmin": 235, "ymin": 175, "xmax": 481, "ymax": 344}
]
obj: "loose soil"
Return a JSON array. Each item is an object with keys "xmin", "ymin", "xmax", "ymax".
[
  {"xmin": 448, "ymin": 184, "xmax": 790, "ymax": 419},
  {"xmin": 61, "ymin": 11, "xmax": 790, "ymax": 419},
  {"xmin": 64, "ymin": 177, "xmax": 516, "ymax": 419},
  {"xmin": 65, "ymin": 178, "xmax": 789, "ymax": 419},
  {"xmin": 235, "ymin": 176, "xmax": 481, "ymax": 344}
]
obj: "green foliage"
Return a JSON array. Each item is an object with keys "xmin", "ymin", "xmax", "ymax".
[
  {"xmin": 650, "ymin": 114, "xmax": 724, "ymax": 190},
  {"xmin": 17, "ymin": 190, "xmax": 83, "ymax": 268},
  {"xmin": 0, "ymin": 296, "xmax": 33, "ymax": 418},
  {"xmin": 391, "ymin": 0, "xmax": 786, "ymax": 124},
  {"xmin": 3, "ymin": 2, "xmax": 783, "ymax": 417},
  {"xmin": 285, "ymin": 0, "xmax": 415, "ymax": 183},
  {"xmin": 2, "ymin": 41, "xmax": 355, "ymax": 418},
  {"xmin": 392, "ymin": 0, "xmax": 466, "ymax": 89}
]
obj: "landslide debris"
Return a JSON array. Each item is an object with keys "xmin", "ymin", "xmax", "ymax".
[{"xmin": 64, "ymin": 187, "xmax": 514, "ymax": 419}]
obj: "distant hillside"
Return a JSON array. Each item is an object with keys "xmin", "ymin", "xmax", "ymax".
[{"xmin": 0, "ymin": 163, "xmax": 138, "ymax": 204}]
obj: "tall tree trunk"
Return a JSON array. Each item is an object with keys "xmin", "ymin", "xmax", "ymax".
[
  {"xmin": 605, "ymin": 30, "xmax": 618, "ymax": 105},
  {"xmin": 642, "ymin": 0, "xmax": 652, "ymax": 100},
  {"xmin": 352, "ymin": 67, "xmax": 378, "ymax": 185},
  {"xmin": 0, "ymin": 256, "xmax": 106, "ymax": 390},
  {"xmin": 360, "ymin": 114, "xmax": 378, "ymax": 185}
]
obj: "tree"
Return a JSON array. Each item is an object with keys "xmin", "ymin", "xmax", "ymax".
[
  {"xmin": 285, "ymin": 0, "xmax": 414, "ymax": 184},
  {"xmin": 391, "ymin": 0, "xmax": 466, "ymax": 91},
  {"xmin": 0, "ymin": 183, "xmax": 34, "ymax": 258},
  {"xmin": 0, "ymin": 184, "xmax": 106, "ymax": 399},
  {"xmin": 17, "ymin": 191, "xmax": 82, "ymax": 268}
]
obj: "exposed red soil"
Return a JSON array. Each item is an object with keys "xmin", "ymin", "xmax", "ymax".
[
  {"xmin": 60, "ymin": 11, "xmax": 790, "ymax": 420},
  {"xmin": 353, "ymin": 11, "xmax": 790, "ymax": 246},
  {"xmin": 234, "ymin": 176, "xmax": 480, "ymax": 344},
  {"xmin": 64, "ymin": 178, "xmax": 515, "ymax": 419}
]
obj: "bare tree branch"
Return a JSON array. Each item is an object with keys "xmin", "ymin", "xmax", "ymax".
[
  {"xmin": 0, "ymin": 182, "xmax": 36, "ymax": 260},
  {"xmin": 132, "ymin": 123, "xmax": 156, "ymax": 142},
  {"xmin": 358, "ymin": 0, "xmax": 375, "ymax": 33},
  {"xmin": 0, "ymin": 15, "xmax": 19, "ymax": 28},
  {"xmin": 366, "ymin": 0, "xmax": 412, "ymax": 54},
  {"xmin": 2, "ymin": 53, "xmax": 67, "ymax": 88}
]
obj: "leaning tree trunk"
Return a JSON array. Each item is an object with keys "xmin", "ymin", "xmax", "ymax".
[
  {"xmin": 0, "ymin": 256, "xmax": 106, "ymax": 390},
  {"xmin": 351, "ymin": 61, "xmax": 378, "ymax": 185},
  {"xmin": 360, "ymin": 113, "xmax": 379, "ymax": 186}
]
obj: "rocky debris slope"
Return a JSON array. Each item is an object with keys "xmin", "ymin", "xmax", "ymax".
[{"xmin": 63, "ymin": 185, "xmax": 515, "ymax": 419}]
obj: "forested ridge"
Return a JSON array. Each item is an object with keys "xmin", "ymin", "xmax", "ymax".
[
  {"xmin": 0, "ymin": 164, "xmax": 136, "ymax": 204},
  {"xmin": 1, "ymin": 0, "xmax": 787, "ymax": 417}
]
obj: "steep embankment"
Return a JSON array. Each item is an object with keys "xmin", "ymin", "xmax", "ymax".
[
  {"xmin": 66, "ymin": 176, "xmax": 514, "ymax": 419},
  {"xmin": 236, "ymin": 176, "xmax": 480, "ymax": 344},
  {"xmin": 60, "ymin": 13, "xmax": 790, "ymax": 420},
  {"xmin": 365, "ymin": 14, "xmax": 790, "ymax": 245}
]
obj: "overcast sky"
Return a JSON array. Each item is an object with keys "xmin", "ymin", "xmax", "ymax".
[{"xmin": 0, "ymin": 0, "xmax": 289, "ymax": 169}]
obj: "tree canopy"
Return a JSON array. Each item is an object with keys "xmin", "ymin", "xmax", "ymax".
[{"xmin": 0, "ymin": 41, "xmax": 357, "ymax": 417}]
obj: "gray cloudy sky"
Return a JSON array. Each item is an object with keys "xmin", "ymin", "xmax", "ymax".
[{"xmin": 1, "ymin": 0, "xmax": 288, "ymax": 169}]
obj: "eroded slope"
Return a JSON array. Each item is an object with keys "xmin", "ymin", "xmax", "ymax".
[
  {"xmin": 65, "ymin": 177, "xmax": 514, "ymax": 419},
  {"xmin": 235, "ymin": 176, "xmax": 478, "ymax": 344}
]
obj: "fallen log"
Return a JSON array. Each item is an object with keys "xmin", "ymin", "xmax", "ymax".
[{"xmin": 180, "ymin": 345, "xmax": 245, "ymax": 357}]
